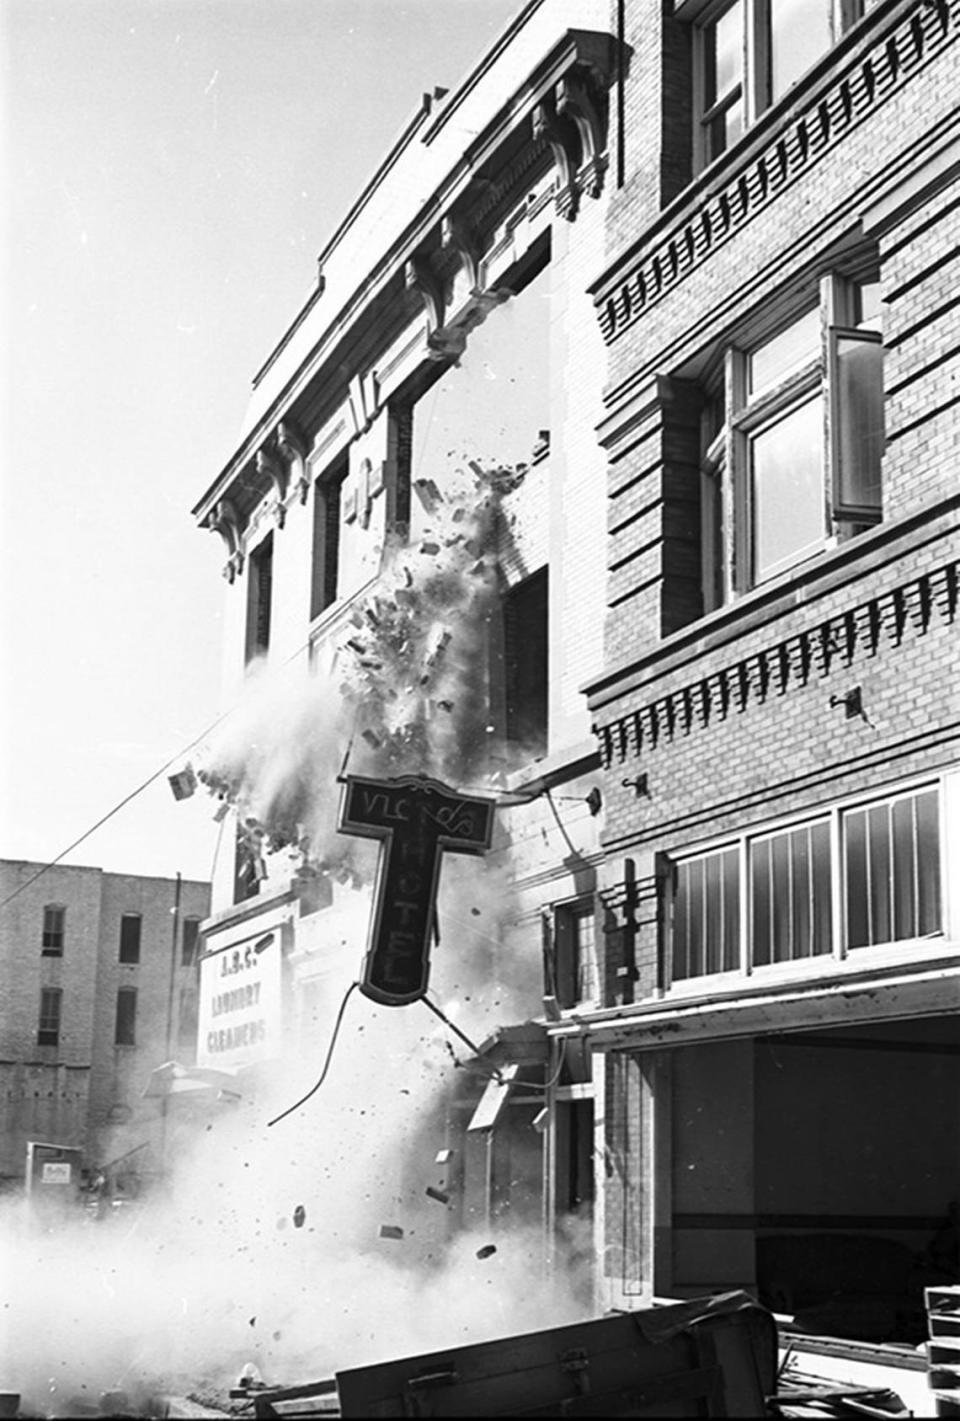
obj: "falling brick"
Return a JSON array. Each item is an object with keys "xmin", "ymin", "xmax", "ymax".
[
  {"xmin": 379, "ymin": 1224, "xmax": 404, "ymax": 1240},
  {"xmin": 425, "ymin": 1186, "xmax": 450, "ymax": 1204},
  {"xmin": 476, "ymin": 1244, "xmax": 497, "ymax": 1260},
  {"xmin": 413, "ymin": 478, "xmax": 443, "ymax": 513}
]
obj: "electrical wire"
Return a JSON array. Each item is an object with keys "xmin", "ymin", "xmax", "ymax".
[
  {"xmin": 0, "ymin": 631, "xmax": 321, "ymax": 917},
  {"xmin": 266, "ymin": 979, "xmax": 360, "ymax": 1127}
]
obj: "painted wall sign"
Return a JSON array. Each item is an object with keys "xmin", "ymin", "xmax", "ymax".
[
  {"xmin": 338, "ymin": 774, "xmax": 495, "ymax": 1006},
  {"xmin": 197, "ymin": 931, "xmax": 281, "ymax": 1069}
]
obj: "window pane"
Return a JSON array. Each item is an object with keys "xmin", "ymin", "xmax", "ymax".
[
  {"xmin": 835, "ymin": 335, "xmax": 883, "ymax": 512},
  {"xmin": 770, "ymin": 832, "xmax": 791, "ymax": 961},
  {"xmin": 38, "ymin": 988, "xmax": 62, "ymax": 1046},
  {"xmin": 791, "ymin": 828, "xmax": 811, "ymax": 958},
  {"xmin": 748, "ymin": 308, "xmax": 820, "ymax": 393},
  {"xmin": 42, "ymin": 905, "xmax": 65, "ymax": 954},
  {"xmin": 722, "ymin": 848, "xmax": 740, "ymax": 970},
  {"xmin": 751, "ymin": 822, "xmax": 831, "ymax": 965},
  {"xmin": 673, "ymin": 850, "xmax": 739, "ymax": 980},
  {"xmin": 891, "ymin": 797, "xmax": 917, "ymax": 939},
  {"xmin": 770, "ymin": 0, "xmax": 833, "ymax": 102},
  {"xmin": 119, "ymin": 914, "xmax": 141, "ymax": 964},
  {"xmin": 915, "ymin": 790, "xmax": 941, "ymax": 934},
  {"xmin": 752, "ymin": 839, "xmax": 773, "ymax": 966},
  {"xmin": 845, "ymin": 809, "xmax": 869, "ymax": 947},
  {"xmin": 810, "ymin": 819, "xmax": 833, "ymax": 955},
  {"xmin": 751, "ymin": 395, "xmax": 824, "ymax": 580},
  {"xmin": 867, "ymin": 805, "xmax": 892, "ymax": 943},
  {"xmin": 115, "ymin": 989, "xmax": 137, "ymax": 1046},
  {"xmin": 181, "ymin": 917, "xmax": 200, "ymax": 967},
  {"xmin": 705, "ymin": 0, "xmax": 744, "ymax": 108},
  {"xmin": 574, "ymin": 909, "xmax": 599, "ymax": 1005},
  {"xmin": 706, "ymin": 97, "xmax": 745, "ymax": 162},
  {"xmin": 846, "ymin": 790, "xmax": 940, "ymax": 947}
]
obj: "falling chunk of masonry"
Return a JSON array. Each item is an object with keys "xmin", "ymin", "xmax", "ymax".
[
  {"xmin": 293, "ymin": 1205, "xmax": 306, "ymax": 1229},
  {"xmin": 379, "ymin": 1224, "xmax": 404, "ymax": 1240},
  {"xmin": 476, "ymin": 1244, "xmax": 497, "ymax": 1260},
  {"xmin": 425, "ymin": 1186, "xmax": 450, "ymax": 1205}
]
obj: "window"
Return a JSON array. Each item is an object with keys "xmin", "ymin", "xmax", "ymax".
[
  {"xmin": 673, "ymin": 846, "xmax": 740, "ymax": 980},
  {"xmin": 245, "ymin": 533, "xmax": 273, "ymax": 662},
  {"xmin": 310, "ymin": 459, "xmax": 346, "ymax": 620},
  {"xmin": 668, "ymin": 784, "xmax": 941, "ymax": 982},
  {"xmin": 750, "ymin": 819, "xmax": 832, "ymax": 965},
  {"xmin": 701, "ymin": 274, "xmax": 882, "ymax": 606},
  {"xmin": 119, "ymin": 913, "xmax": 141, "ymax": 964},
  {"xmin": 554, "ymin": 900, "xmax": 600, "ymax": 1008},
  {"xmin": 844, "ymin": 788, "xmax": 941, "ymax": 948},
  {"xmin": 115, "ymin": 988, "xmax": 137, "ymax": 1046},
  {"xmin": 504, "ymin": 568, "xmax": 549, "ymax": 754},
  {"xmin": 181, "ymin": 916, "xmax": 200, "ymax": 967},
  {"xmin": 41, "ymin": 904, "xmax": 65, "ymax": 956},
  {"xmin": 693, "ymin": 0, "xmax": 876, "ymax": 168},
  {"xmin": 38, "ymin": 988, "xmax": 62, "ymax": 1047}
]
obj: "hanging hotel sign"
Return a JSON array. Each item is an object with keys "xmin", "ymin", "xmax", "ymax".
[{"xmin": 338, "ymin": 774, "xmax": 496, "ymax": 1006}]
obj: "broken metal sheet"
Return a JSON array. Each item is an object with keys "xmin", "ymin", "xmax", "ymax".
[{"xmin": 466, "ymin": 1063, "xmax": 519, "ymax": 1132}]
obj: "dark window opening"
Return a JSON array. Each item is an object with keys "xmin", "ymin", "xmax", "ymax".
[
  {"xmin": 246, "ymin": 533, "xmax": 274, "ymax": 662},
  {"xmin": 119, "ymin": 913, "xmax": 141, "ymax": 964},
  {"xmin": 504, "ymin": 568, "xmax": 548, "ymax": 755},
  {"xmin": 181, "ymin": 916, "xmax": 200, "ymax": 967},
  {"xmin": 310, "ymin": 461, "xmax": 346, "ymax": 620},
  {"xmin": 115, "ymin": 987, "xmax": 137, "ymax": 1046},
  {"xmin": 38, "ymin": 987, "xmax": 62, "ymax": 1047},
  {"xmin": 41, "ymin": 904, "xmax": 65, "ymax": 956}
]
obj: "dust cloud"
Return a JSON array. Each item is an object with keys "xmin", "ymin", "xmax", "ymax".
[
  {"xmin": 2, "ymin": 861, "xmax": 588, "ymax": 1414},
  {"xmin": 1, "ymin": 466, "xmax": 586, "ymax": 1414}
]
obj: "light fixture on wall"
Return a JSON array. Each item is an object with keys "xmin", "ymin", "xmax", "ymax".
[
  {"xmin": 829, "ymin": 686, "xmax": 871, "ymax": 723},
  {"xmin": 622, "ymin": 773, "xmax": 648, "ymax": 797}
]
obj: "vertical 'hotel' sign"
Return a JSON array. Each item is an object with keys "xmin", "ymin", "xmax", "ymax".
[{"xmin": 338, "ymin": 774, "xmax": 495, "ymax": 1006}]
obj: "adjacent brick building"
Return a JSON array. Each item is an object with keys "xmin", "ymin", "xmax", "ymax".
[
  {"xmin": 571, "ymin": 0, "xmax": 960, "ymax": 1341},
  {"xmin": 0, "ymin": 860, "xmax": 209, "ymax": 1195}
]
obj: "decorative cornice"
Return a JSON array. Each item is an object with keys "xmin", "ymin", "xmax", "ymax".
[
  {"xmin": 594, "ymin": 561, "xmax": 959, "ymax": 767},
  {"xmin": 592, "ymin": 0, "xmax": 957, "ymax": 346}
]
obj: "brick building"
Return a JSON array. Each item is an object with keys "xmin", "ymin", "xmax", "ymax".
[
  {"xmin": 0, "ymin": 860, "xmax": 209, "ymax": 1195},
  {"xmin": 189, "ymin": 0, "xmax": 617, "ymax": 1259},
  {"xmin": 571, "ymin": 0, "xmax": 960, "ymax": 1343}
]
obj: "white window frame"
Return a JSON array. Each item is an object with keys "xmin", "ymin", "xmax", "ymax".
[
  {"xmin": 666, "ymin": 777, "xmax": 944, "ymax": 991},
  {"xmin": 703, "ymin": 272, "xmax": 882, "ymax": 609}
]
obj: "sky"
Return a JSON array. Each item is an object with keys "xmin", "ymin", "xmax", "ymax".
[{"xmin": 0, "ymin": 0, "xmax": 523, "ymax": 887}]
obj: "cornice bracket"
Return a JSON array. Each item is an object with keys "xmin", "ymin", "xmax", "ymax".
[
  {"xmin": 277, "ymin": 419, "xmax": 309, "ymax": 505},
  {"xmin": 532, "ymin": 99, "xmax": 580, "ymax": 222},
  {"xmin": 557, "ymin": 71, "xmax": 608, "ymax": 200},
  {"xmin": 209, "ymin": 498, "xmax": 245, "ymax": 583},
  {"xmin": 256, "ymin": 448, "xmax": 288, "ymax": 528}
]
